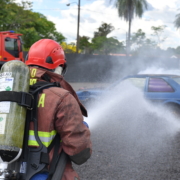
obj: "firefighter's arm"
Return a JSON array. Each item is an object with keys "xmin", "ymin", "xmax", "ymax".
[{"xmin": 55, "ymin": 93, "xmax": 92, "ymax": 165}]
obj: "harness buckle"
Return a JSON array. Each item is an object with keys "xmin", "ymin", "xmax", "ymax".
[{"xmin": 18, "ymin": 92, "xmax": 34, "ymax": 110}]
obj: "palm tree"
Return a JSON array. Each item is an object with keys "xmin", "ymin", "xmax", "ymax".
[{"xmin": 113, "ymin": 0, "xmax": 148, "ymax": 55}]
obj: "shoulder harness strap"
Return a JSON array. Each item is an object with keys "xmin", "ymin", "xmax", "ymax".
[{"xmin": 20, "ymin": 81, "xmax": 61, "ymax": 180}]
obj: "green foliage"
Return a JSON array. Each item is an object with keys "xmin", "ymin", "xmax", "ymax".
[
  {"xmin": 131, "ymin": 29, "xmax": 156, "ymax": 50},
  {"xmin": 151, "ymin": 25, "xmax": 166, "ymax": 36},
  {"xmin": 79, "ymin": 23, "xmax": 125, "ymax": 55},
  {"xmin": 79, "ymin": 36, "xmax": 93, "ymax": 54},
  {"xmin": 91, "ymin": 36, "xmax": 125, "ymax": 55},
  {"xmin": 79, "ymin": 35, "xmax": 125, "ymax": 55},
  {"xmin": 0, "ymin": 0, "xmax": 66, "ymax": 49},
  {"xmin": 174, "ymin": 12, "xmax": 180, "ymax": 29},
  {"xmin": 0, "ymin": 0, "xmax": 14, "ymax": 30},
  {"xmin": 175, "ymin": 46, "xmax": 180, "ymax": 55},
  {"xmin": 0, "ymin": 1, "xmax": 33, "ymax": 31},
  {"xmin": 131, "ymin": 31, "xmax": 180, "ymax": 57},
  {"xmin": 130, "ymin": 29, "xmax": 166, "ymax": 57},
  {"xmin": 61, "ymin": 42, "xmax": 77, "ymax": 53},
  {"xmin": 164, "ymin": 46, "xmax": 180, "ymax": 57},
  {"xmin": 94, "ymin": 22, "xmax": 115, "ymax": 38},
  {"xmin": 131, "ymin": 29, "xmax": 146, "ymax": 48},
  {"xmin": 151, "ymin": 25, "xmax": 166, "ymax": 47}
]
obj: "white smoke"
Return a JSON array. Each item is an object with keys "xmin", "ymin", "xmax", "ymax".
[{"xmin": 138, "ymin": 66, "xmax": 180, "ymax": 75}]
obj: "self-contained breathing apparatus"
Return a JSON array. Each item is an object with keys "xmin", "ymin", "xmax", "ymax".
[{"xmin": 0, "ymin": 61, "xmax": 68, "ymax": 180}]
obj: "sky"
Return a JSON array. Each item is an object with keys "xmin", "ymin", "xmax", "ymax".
[{"xmin": 15, "ymin": 0, "xmax": 180, "ymax": 50}]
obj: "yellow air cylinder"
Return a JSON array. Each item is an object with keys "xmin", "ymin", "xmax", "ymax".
[{"xmin": 0, "ymin": 60, "xmax": 30, "ymax": 164}]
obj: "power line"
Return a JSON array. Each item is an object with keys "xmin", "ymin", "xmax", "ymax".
[{"xmin": 33, "ymin": 7, "xmax": 117, "ymax": 16}]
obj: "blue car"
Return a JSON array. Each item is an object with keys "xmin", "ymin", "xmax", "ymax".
[{"xmin": 76, "ymin": 74, "xmax": 180, "ymax": 114}]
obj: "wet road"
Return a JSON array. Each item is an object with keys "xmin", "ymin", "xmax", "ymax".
[{"xmin": 73, "ymin": 85, "xmax": 180, "ymax": 180}]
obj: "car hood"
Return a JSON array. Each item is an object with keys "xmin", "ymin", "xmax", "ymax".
[{"xmin": 76, "ymin": 88, "xmax": 105, "ymax": 96}]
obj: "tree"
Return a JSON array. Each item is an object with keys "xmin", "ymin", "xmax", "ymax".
[
  {"xmin": 131, "ymin": 29, "xmax": 146, "ymax": 49},
  {"xmin": 143, "ymin": 38, "xmax": 156, "ymax": 48},
  {"xmin": 94, "ymin": 22, "xmax": 115, "ymax": 38},
  {"xmin": 130, "ymin": 29, "xmax": 159, "ymax": 57},
  {"xmin": 0, "ymin": 0, "xmax": 66, "ymax": 49},
  {"xmin": 18, "ymin": 11, "xmax": 66, "ymax": 49},
  {"xmin": 61, "ymin": 42, "xmax": 77, "ymax": 53},
  {"xmin": 112, "ymin": 0, "xmax": 148, "ymax": 55},
  {"xmin": 151, "ymin": 25, "xmax": 166, "ymax": 48},
  {"xmin": 91, "ymin": 36, "xmax": 125, "ymax": 55},
  {"xmin": 92, "ymin": 22, "xmax": 125, "ymax": 55},
  {"xmin": 103, "ymin": 37, "xmax": 125, "ymax": 55},
  {"xmin": 131, "ymin": 29, "xmax": 156, "ymax": 50},
  {"xmin": 166, "ymin": 47, "xmax": 176, "ymax": 56},
  {"xmin": 0, "ymin": 1, "xmax": 33, "ymax": 31},
  {"xmin": 0, "ymin": 0, "xmax": 16, "ymax": 30},
  {"xmin": 174, "ymin": 11, "xmax": 180, "ymax": 29},
  {"xmin": 79, "ymin": 36, "xmax": 93, "ymax": 54},
  {"xmin": 175, "ymin": 46, "xmax": 180, "ymax": 55},
  {"xmin": 78, "ymin": 22, "xmax": 124, "ymax": 54}
]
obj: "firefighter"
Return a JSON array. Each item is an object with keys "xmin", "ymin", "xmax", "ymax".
[{"xmin": 25, "ymin": 39, "xmax": 92, "ymax": 180}]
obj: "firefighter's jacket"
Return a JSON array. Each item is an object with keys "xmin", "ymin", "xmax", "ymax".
[{"xmin": 28, "ymin": 67, "xmax": 92, "ymax": 180}]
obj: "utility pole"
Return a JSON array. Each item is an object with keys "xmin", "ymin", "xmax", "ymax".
[{"xmin": 76, "ymin": 0, "xmax": 80, "ymax": 53}]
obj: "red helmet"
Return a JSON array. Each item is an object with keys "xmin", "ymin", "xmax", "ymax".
[{"xmin": 25, "ymin": 39, "xmax": 66, "ymax": 70}]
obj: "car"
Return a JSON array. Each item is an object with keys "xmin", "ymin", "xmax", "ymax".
[{"xmin": 76, "ymin": 74, "xmax": 180, "ymax": 115}]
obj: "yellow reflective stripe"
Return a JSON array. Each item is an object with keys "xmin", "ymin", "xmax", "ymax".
[
  {"xmin": 28, "ymin": 140, "xmax": 53, "ymax": 147},
  {"xmin": 29, "ymin": 130, "xmax": 56, "ymax": 137},
  {"xmin": 28, "ymin": 140, "xmax": 39, "ymax": 146},
  {"xmin": 28, "ymin": 130, "xmax": 57, "ymax": 147}
]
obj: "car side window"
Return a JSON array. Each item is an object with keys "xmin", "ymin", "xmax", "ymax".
[
  {"xmin": 148, "ymin": 78, "xmax": 174, "ymax": 92},
  {"xmin": 123, "ymin": 78, "xmax": 146, "ymax": 91}
]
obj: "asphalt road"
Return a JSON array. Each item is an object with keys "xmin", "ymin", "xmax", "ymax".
[{"xmin": 72, "ymin": 84, "xmax": 180, "ymax": 180}]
